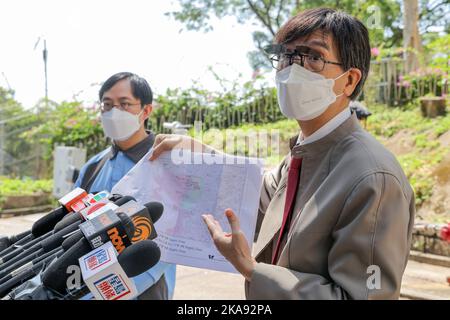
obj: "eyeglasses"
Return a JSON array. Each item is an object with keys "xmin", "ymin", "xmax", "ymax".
[
  {"xmin": 270, "ymin": 53, "xmax": 342, "ymax": 72},
  {"xmin": 265, "ymin": 44, "xmax": 342, "ymax": 72},
  {"xmin": 100, "ymin": 101, "xmax": 142, "ymax": 112}
]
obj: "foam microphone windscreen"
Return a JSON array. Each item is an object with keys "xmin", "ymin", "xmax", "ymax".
[
  {"xmin": 61, "ymin": 231, "xmax": 83, "ymax": 251},
  {"xmin": 0, "ymin": 236, "xmax": 10, "ymax": 253},
  {"xmin": 118, "ymin": 240, "xmax": 161, "ymax": 277},
  {"xmin": 40, "ymin": 221, "xmax": 83, "ymax": 253},
  {"xmin": 143, "ymin": 202, "xmax": 164, "ymax": 224},
  {"xmin": 8, "ymin": 230, "xmax": 32, "ymax": 245},
  {"xmin": 41, "ymin": 238, "xmax": 92, "ymax": 294},
  {"xmin": 113, "ymin": 196, "xmax": 136, "ymax": 206},
  {"xmin": 116, "ymin": 212, "xmax": 136, "ymax": 239},
  {"xmin": 31, "ymin": 206, "xmax": 68, "ymax": 237},
  {"xmin": 54, "ymin": 213, "xmax": 83, "ymax": 233}
]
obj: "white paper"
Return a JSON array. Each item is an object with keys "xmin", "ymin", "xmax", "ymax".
[{"xmin": 112, "ymin": 150, "xmax": 264, "ymax": 273}]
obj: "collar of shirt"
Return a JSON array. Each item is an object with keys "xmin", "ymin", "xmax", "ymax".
[
  {"xmin": 296, "ymin": 107, "xmax": 351, "ymax": 146},
  {"xmin": 109, "ymin": 130, "xmax": 155, "ymax": 163}
]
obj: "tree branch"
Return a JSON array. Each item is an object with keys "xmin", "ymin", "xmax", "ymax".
[
  {"xmin": 419, "ymin": 0, "xmax": 447, "ymax": 19},
  {"xmin": 275, "ymin": 0, "xmax": 286, "ymax": 28},
  {"xmin": 246, "ymin": 0, "xmax": 276, "ymax": 35}
]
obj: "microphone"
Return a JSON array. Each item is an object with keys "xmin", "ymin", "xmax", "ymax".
[
  {"xmin": 0, "ymin": 197, "xmax": 138, "ymax": 298},
  {"xmin": 8, "ymin": 231, "xmax": 32, "ymax": 246},
  {"xmin": 0, "ymin": 194, "xmax": 132, "ymax": 258},
  {"xmin": 1, "ymin": 191, "xmax": 121, "ymax": 262},
  {"xmin": 0, "ymin": 195, "xmax": 137, "ymax": 271},
  {"xmin": 0, "ymin": 236, "xmax": 10, "ymax": 253},
  {"xmin": 65, "ymin": 240, "xmax": 161, "ymax": 300},
  {"xmin": 53, "ymin": 192, "xmax": 128, "ymax": 232},
  {"xmin": 31, "ymin": 188, "xmax": 88, "ymax": 237},
  {"xmin": 1, "ymin": 209, "xmax": 135, "ymax": 275},
  {"xmin": 0, "ymin": 248, "xmax": 65, "ymax": 298},
  {"xmin": 117, "ymin": 239, "xmax": 161, "ymax": 277},
  {"xmin": 144, "ymin": 201, "xmax": 164, "ymax": 224},
  {"xmin": 0, "ymin": 231, "xmax": 34, "ymax": 257},
  {"xmin": 114, "ymin": 200, "xmax": 163, "ymax": 242},
  {"xmin": 0, "ymin": 221, "xmax": 82, "ymax": 273},
  {"xmin": 0, "ymin": 232, "xmax": 53, "ymax": 266},
  {"xmin": 0, "ymin": 192, "xmax": 96, "ymax": 258},
  {"xmin": 40, "ymin": 211, "xmax": 137, "ymax": 296},
  {"xmin": 79, "ymin": 211, "xmax": 135, "ymax": 253},
  {"xmin": 40, "ymin": 238, "xmax": 93, "ymax": 295},
  {"xmin": 76, "ymin": 195, "xmax": 137, "ymax": 223},
  {"xmin": 0, "ymin": 247, "xmax": 62, "ymax": 284}
]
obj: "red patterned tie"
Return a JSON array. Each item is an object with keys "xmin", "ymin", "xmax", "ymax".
[{"xmin": 271, "ymin": 157, "xmax": 302, "ymax": 265}]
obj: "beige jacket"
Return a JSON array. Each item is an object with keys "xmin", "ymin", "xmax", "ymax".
[{"xmin": 246, "ymin": 113, "xmax": 415, "ymax": 299}]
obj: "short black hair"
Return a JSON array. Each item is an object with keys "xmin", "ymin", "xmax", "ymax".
[
  {"xmin": 99, "ymin": 72, "xmax": 153, "ymax": 127},
  {"xmin": 275, "ymin": 8, "xmax": 371, "ymax": 100}
]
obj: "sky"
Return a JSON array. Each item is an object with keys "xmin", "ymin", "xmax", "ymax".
[{"xmin": 0, "ymin": 0, "xmax": 263, "ymax": 108}]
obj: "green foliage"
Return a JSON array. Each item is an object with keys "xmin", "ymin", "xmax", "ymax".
[
  {"xmin": 367, "ymin": 102, "xmax": 450, "ymax": 206},
  {"xmin": 0, "ymin": 177, "xmax": 53, "ymax": 196},
  {"xmin": 0, "ymin": 177, "xmax": 53, "ymax": 209},
  {"xmin": 151, "ymin": 75, "xmax": 283, "ymax": 132},
  {"xmin": 21, "ymin": 101, "xmax": 107, "ymax": 162},
  {"xmin": 0, "ymin": 87, "xmax": 42, "ymax": 178},
  {"xmin": 423, "ymin": 33, "xmax": 450, "ymax": 73},
  {"xmin": 195, "ymin": 118, "xmax": 297, "ymax": 166}
]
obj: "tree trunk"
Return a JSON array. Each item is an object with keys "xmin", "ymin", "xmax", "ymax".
[{"xmin": 403, "ymin": 0, "xmax": 422, "ymax": 73}]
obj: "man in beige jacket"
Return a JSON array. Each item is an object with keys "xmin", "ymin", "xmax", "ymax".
[{"xmin": 150, "ymin": 8, "xmax": 415, "ymax": 299}]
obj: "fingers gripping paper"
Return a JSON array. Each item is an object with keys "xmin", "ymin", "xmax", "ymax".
[{"xmin": 112, "ymin": 150, "xmax": 264, "ymax": 273}]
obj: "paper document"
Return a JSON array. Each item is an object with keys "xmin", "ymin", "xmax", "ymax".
[{"xmin": 112, "ymin": 150, "xmax": 264, "ymax": 273}]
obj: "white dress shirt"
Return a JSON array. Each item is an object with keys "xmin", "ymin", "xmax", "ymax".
[{"xmin": 296, "ymin": 107, "xmax": 351, "ymax": 146}]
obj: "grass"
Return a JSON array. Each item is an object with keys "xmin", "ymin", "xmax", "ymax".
[{"xmin": 367, "ymin": 102, "xmax": 450, "ymax": 207}]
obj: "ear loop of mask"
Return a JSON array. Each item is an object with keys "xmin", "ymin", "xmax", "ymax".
[
  {"xmin": 333, "ymin": 70, "xmax": 350, "ymax": 98},
  {"xmin": 135, "ymin": 107, "xmax": 145, "ymax": 125}
]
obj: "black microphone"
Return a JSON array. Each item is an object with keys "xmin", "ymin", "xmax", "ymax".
[
  {"xmin": 0, "ymin": 231, "xmax": 53, "ymax": 265},
  {"xmin": 0, "ymin": 249, "xmax": 64, "ymax": 298},
  {"xmin": 40, "ymin": 239, "xmax": 93, "ymax": 295},
  {"xmin": 8, "ymin": 231, "xmax": 32, "ymax": 246},
  {"xmin": 0, "ymin": 247, "xmax": 62, "ymax": 284},
  {"xmin": 144, "ymin": 201, "xmax": 164, "ymax": 224},
  {"xmin": 41, "ymin": 213, "xmax": 136, "ymax": 296},
  {"xmin": 0, "ymin": 236, "xmax": 10, "ymax": 253},
  {"xmin": 0, "ymin": 221, "xmax": 82, "ymax": 272},
  {"xmin": 1, "ymin": 209, "xmax": 135, "ymax": 274},
  {"xmin": 54, "ymin": 210, "xmax": 138, "ymax": 259},
  {"xmin": 118, "ymin": 240, "xmax": 161, "ymax": 277},
  {"xmin": 114, "ymin": 196, "xmax": 136, "ymax": 206},
  {"xmin": 61, "ymin": 232, "xmax": 84, "ymax": 252},
  {"xmin": 53, "ymin": 214, "xmax": 83, "ymax": 233},
  {"xmin": 63, "ymin": 240, "xmax": 161, "ymax": 300},
  {"xmin": 31, "ymin": 188, "xmax": 88, "ymax": 238},
  {"xmin": 53, "ymin": 195, "xmax": 136, "ymax": 232},
  {"xmin": 113, "ymin": 200, "xmax": 163, "ymax": 242},
  {"xmin": 0, "ymin": 232, "xmax": 38, "ymax": 258},
  {"xmin": 31, "ymin": 207, "xmax": 68, "ymax": 238}
]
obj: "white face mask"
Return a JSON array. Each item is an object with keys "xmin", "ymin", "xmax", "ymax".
[
  {"xmin": 275, "ymin": 64, "xmax": 348, "ymax": 121},
  {"xmin": 101, "ymin": 108, "xmax": 144, "ymax": 141}
]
